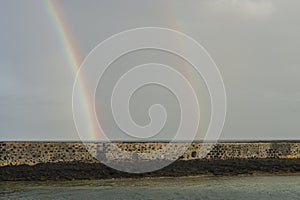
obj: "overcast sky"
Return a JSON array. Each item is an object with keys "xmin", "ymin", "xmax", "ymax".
[{"xmin": 0, "ymin": 0, "xmax": 300, "ymax": 141}]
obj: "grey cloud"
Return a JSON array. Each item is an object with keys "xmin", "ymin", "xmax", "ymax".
[{"xmin": 0, "ymin": 0, "xmax": 300, "ymax": 140}]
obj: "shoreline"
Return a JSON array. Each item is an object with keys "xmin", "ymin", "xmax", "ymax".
[
  {"xmin": 1, "ymin": 173, "xmax": 300, "ymax": 185},
  {"xmin": 1, "ymin": 158, "xmax": 300, "ymax": 181}
]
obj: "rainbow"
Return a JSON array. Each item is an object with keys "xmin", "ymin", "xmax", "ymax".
[
  {"xmin": 44, "ymin": 0, "xmax": 100, "ymax": 140},
  {"xmin": 43, "ymin": 1, "xmax": 210, "ymax": 141}
]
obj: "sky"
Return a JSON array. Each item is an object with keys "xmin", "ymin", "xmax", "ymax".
[{"xmin": 0, "ymin": 0, "xmax": 300, "ymax": 141}]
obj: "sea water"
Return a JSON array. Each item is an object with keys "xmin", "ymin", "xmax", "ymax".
[{"xmin": 1, "ymin": 175, "xmax": 300, "ymax": 200}]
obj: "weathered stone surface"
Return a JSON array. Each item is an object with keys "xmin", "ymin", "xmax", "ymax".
[{"xmin": 0, "ymin": 142, "xmax": 300, "ymax": 167}]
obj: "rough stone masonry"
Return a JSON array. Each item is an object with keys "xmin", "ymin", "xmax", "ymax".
[{"xmin": 1, "ymin": 141, "xmax": 300, "ymax": 166}]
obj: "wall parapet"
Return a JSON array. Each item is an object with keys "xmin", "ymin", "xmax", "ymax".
[{"xmin": 0, "ymin": 142, "xmax": 300, "ymax": 167}]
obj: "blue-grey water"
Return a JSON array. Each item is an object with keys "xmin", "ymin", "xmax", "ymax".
[{"xmin": 1, "ymin": 175, "xmax": 300, "ymax": 200}]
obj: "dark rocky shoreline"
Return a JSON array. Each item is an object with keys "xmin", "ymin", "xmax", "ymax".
[{"xmin": 1, "ymin": 158, "xmax": 300, "ymax": 181}]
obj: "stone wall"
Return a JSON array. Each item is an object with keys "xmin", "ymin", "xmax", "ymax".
[{"xmin": 1, "ymin": 142, "xmax": 300, "ymax": 166}]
